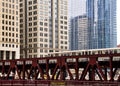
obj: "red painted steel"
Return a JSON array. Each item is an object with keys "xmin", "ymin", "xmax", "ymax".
[
  {"xmin": 0, "ymin": 49, "xmax": 120, "ymax": 85},
  {"xmin": 0, "ymin": 80, "xmax": 119, "ymax": 86}
]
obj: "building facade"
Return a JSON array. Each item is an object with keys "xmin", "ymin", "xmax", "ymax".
[
  {"xmin": 20, "ymin": 0, "xmax": 69, "ymax": 58},
  {"xmin": 70, "ymin": 15, "xmax": 88, "ymax": 50},
  {"xmin": 86, "ymin": 0, "xmax": 117, "ymax": 49},
  {"xmin": 97, "ymin": 0, "xmax": 117, "ymax": 48},
  {"xmin": 0, "ymin": 0, "xmax": 20, "ymax": 60},
  {"xmin": 86, "ymin": 0, "xmax": 98, "ymax": 49},
  {"xmin": 69, "ymin": 0, "xmax": 86, "ymax": 50}
]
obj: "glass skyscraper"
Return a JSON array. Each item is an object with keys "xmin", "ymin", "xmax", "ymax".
[
  {"xmin": 86, "ymin": 0, "xmax": 117, "ymax": 49},
  {"xmin": 97, "ymin": 0, "xmax": 117, "ymax": 48},
  {"xmin": 86, "ymin": 0, "xmax": 98, "ymax": 49}
]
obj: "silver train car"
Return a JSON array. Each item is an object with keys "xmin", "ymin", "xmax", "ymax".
[{"xmin": 47, "ymin": 48, "xmax": 120, "ymax": 62}]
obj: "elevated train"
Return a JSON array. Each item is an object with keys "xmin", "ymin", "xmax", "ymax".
[{"xmin": 47, "ymin": 48, "xmax": 120, "ymax": 62}]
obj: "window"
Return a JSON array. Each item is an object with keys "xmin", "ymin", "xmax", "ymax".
[
  {"xmin": 33, "ymin": 0, "xmax": 37, "ymax": 4},
  {"xmin": 44, "ymin": 23, "xmax": 48, "ymax": 26},
  {"xmin": 6, "ymin": 15, "xmax": 8, "ymax": 19},
  {"xmin": 2, "ymin": 32, "xmax": 4, "ymax": 36},
  {"xmin": 29, "ymin": 17, "xmax": 32, "ymax": 21},
  {"xmin": 33, "ymin": 6, "xmax": 37, "ymax": 9},
  {"xmin": 40, "ymin": 27, "xmax": 43, "ymax": 31},
  {"xmin": 34, "ymin": 38, "xmax": 37, "ymax": 42},
  {"xmin": 40, "ymin": 38, "xmax": 43, "ymax": 42},
  {"xmin": 64, "ymin": 21, "xmax": 67, "ymax": 24},
  {"xmin": 33, "ymin": 11, "xmax": 37, "ymax": 15},
  {"xmin": 44, "ymin": 44, "xmax": 48, "ymax": 47},
  {"xmin": 44, "ymin": 39, "xmax": 48, "ymax": 42},
  {"xmin": 9, "ymin": 15, "xmax": 11, "ymax": 19},
  {"xmin": 44, "ymin": 28, "xmax": 48, "ymax": 31},
  {"xmin": 40, "ymin": 33, "xmax": 43, "ymax": 36},
  {"xmin": 44, "ymin": 33, "xmax": 48, "ymax": 37},
  {"xmin": 40, "ymin": 22, "xmax": 43, "ymax": 25},
  {"xmin": 2, "ymin": 38, "xmax": 4, "ymax": 41},
  {"xmin": 33, "ymin": 27, "xmax": 37, "ymax": 31},
  {"xmin": 20, "ymin": 3, "xmax": 23, "ymax": 7},
  {"xmin": 2, "ymin": 14, "xmax": 4, "ymax": 18},
  {"xmin": 33, "ymin": 33, "xmax": 37, "ymax": 36},
  {"xmin": 29, "ymin": 12, "xmax": 32, "ymax": 15},
  {"xmin": 2, "ymin": 26, "xmax": 4, "ymax": 30},
  {"xmin": 29, "ymin": 28, "xmax": 32, "ymax": 31},
  {"xmin": 40, "ymin": 44, "xmax": 43, "ymax": 47},
  {"xmin": 29, "ymin": 1, "xmax": 32, "ymax": 5},
  {"xmin": 29, "ymin": 50, "xmax": 32, "ymax": 53},
  {"xmin": 33, "ymin": 22, "xmax": 37, "ymax": 26},
  {"xmin": 6, "ymin": 51, "xmax": 10, "ymax": 60},
  {"xmin": 2, "ymin": 3, "xmax": 4, "ymax": 6},
  {"xmin": 29, "ymin": 39, "xmax": 32, "ymax": 42},
  {"xmin": 29, "ymin": 44, "xmax": 32, "ymax": 48},
  {"xmin": 12, "ymin": 51, "xmax": 15, "ymax": 60},
  {"xmin": 20, "ymin": 14, "xmax": 23, "ymax": 17},
  {"xmin": 33, "ymin": 16, "xmax": 37, "ymax": 20},
  {"xmin": 20, "ymin": 24, "xmax": 23, "ymax": 28},
  {"xmin": 20, "ymin": 9, "xmax": 23, "ymax": 12},
  {"xmin": 2, "ymin": 20, "xmax": 4, "ymax": 24},
  {"xmin": 29, "ymin": 23, "xmax": 32, "ymax": 26},
  {"xmin": 40, "ymin": 49, "xmax": 43, "ymax": 52},
  {"xmin": 20, "ymin": 19, "xmax": 23, "ymax": 22},
  {"xmin": 29, "ymin": 7, "xmax": 32, "ymax": 10},
  {"xmin": 34, "ymin": 44, "xmax": 37, "ymax": 47}
]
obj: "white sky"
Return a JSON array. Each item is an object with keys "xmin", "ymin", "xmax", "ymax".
[{"xmin": 117, "ymin": 0, "xmax": 120, "ymax": 44}]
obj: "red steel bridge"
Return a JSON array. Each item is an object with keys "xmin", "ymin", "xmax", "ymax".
[{"xmin": 0, "ymin": 48, "xmax": 120, "ymax": 86}]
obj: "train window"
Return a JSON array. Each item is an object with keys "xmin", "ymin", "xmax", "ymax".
[{"xmin": 114, "ymin": 50, "xmax": 117, "ymax": 53}]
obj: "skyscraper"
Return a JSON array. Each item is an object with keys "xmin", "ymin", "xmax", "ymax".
[
  {"xmin": 86, "ymin": 0, "xmax": 98, "ymax": 49},
  {"xmin": 70, "ymin": 15, "xmax": 88, "ymax": 50},
  {"xmin": 97, "ymin": 0, "xmax": 117, "ymax": 48},
  {"xmin": 20, "ymin": 0, "xmax": 69, "ymax": 58},
  {"xmin": 69, "ymin": 0, "xmax": 86, "ymax": 50},
  {"xmin": 0, "ymin": 0, "xmax": 20, "ymax": 60},
  {"xmin": 86, "ymin": 0, "xmax": 117, "ymax": 49}
]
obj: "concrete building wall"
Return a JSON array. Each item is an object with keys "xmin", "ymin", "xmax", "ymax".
[
  {"xmin": 0, "ymin": 0, "xmax": 20, "ymax": 60},
  {"xmin": 20, "ymin": 0, "xmax": 69, "ymax": 58}
]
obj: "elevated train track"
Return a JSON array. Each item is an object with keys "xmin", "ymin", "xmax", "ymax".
[{"xmin": 0, "ymin": 48, "xmax": 120, "ymax": 85}]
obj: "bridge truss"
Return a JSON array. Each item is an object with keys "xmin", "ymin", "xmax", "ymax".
[{"xmin": 0, "ymin": 48, "xmax": 120, "ymax": 85}]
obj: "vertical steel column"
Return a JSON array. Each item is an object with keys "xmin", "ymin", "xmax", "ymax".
[
  {"xmin": 75, "ymin": 58, "xmax": 79, "ymax": 80},
  {"xmin": 23, "ymin": 60, "xmax": 25, "ymax": 80},
  {"xmin": 110, "ymin": 56, "xmax": 113, "ymax": 81},
  {"xmin": 46, "ymin": 59, "xmax": 50, "ymax": 80}
]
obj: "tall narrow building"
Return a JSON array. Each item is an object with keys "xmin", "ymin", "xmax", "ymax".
[
  {"xmin": 0, "ymin": 0, "xmax": 20, "ymax": 60},
  {"xmin": 97, "ymin": 0, "xmax": 117, "ymax": 48},
  {"xmin": 86, "ymin": 0, "xmax": 98, "ymax": 49},
  {"xmin": 20, "ymin": 0, "xmax": 69, "ymax": 58},
  {"xmin": 86, "ymin": 0, "xmax": 117, "ymax": 49}
]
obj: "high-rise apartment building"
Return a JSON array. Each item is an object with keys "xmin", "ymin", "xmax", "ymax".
[
  {"xmin": 0, "ymin": 0, "xmax": 20, "ymax": 60},
  {"xmin": 86, "ymin": 0, "xmax": 117, "ymax": 49},
  {"xmin": 70, "ymin": 15, "xmax": 88, "ymax": 50},
  {"xmin": 20, "ymin": 0, "xmax": 69, "ymax": 58}
]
